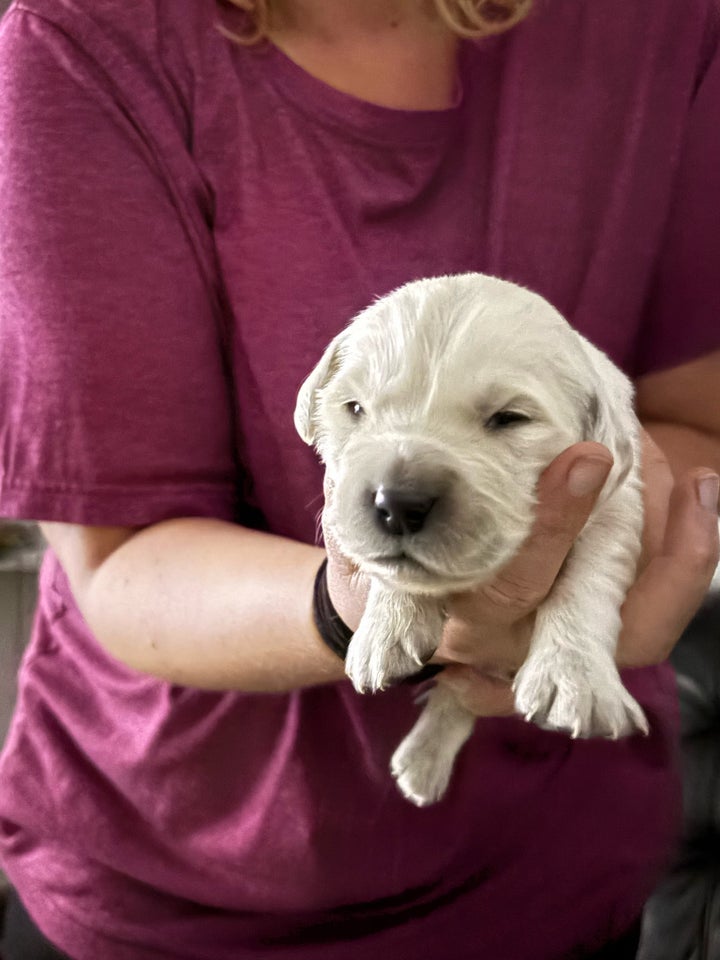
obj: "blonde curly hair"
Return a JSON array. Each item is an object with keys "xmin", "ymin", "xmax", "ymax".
[{"xmin": 223, "ymin": 0, "xmax": 533, "ymax": 44}]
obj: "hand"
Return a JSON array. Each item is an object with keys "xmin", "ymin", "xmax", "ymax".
[
  {"xmin": 616, "ymin": 433, "xmax": 719, "ymax": 666},
  {"xmin": 435, "ymin": 442, "xmax": 613, "ymax": 716},
  {"xmin": 437, "ymin": 433, "xmax": 719, "ymax": 717}
]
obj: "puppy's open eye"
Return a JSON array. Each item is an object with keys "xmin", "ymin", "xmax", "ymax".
[
  {"xmin": 486, "ymin": 410, "xmax": 531, "ymax": 430},
  {"xmin": 344, "ymin": 401, "xmax": 365, "ymax": 419}
]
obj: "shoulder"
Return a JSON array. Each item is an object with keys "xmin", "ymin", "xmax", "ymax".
[
  {"xmin": 0, "ymin": 0, "xmax": 242, "ymax": 142},
  {"xmin": 3, "ymin": 0, "xmax": 221, "ymax": 44},
  {"xmin": 481, "ymin": 0, "xmax": 720, "ymax": 107},
  {"xmin": 530, "ymin": 0, "xmax": 718, "ymax": 31},
  {"xmin": 1, "ymin": 1, "xmax": 236, "ymax": 100},
  {"xmin": 521, "ymin": 0, "xmax": 719, "ymax": 68}
]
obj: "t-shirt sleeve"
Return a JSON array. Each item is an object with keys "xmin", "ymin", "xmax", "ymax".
[
  {"xmin": 0, "ymin": 7, "xmax": 238, "ymax": 525},
  {"xmin": 634, "ymin": 4, "xmax": 720, "ymax": 376}
]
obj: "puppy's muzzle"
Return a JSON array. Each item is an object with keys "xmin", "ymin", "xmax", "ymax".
[
  {"xmin": 331, "ymin": 441, "xmax": 479, "ymax": 587},
  {"xmin": 374, "ymin": 486, "xmax": 438, "ymax": 536}
]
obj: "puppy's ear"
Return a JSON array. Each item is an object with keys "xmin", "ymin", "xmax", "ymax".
[
  {"xmin": 294, "ymin": 330, "xmax": 348, "ymax": 446},
  {"xmin": 578, "ymin": 339, "xmax": 638, "ymax": 494}
]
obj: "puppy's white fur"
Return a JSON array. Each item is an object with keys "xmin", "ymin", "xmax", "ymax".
[{"xmin": 295, "ymin": 273, "xmax": 649, "ymax": 806}]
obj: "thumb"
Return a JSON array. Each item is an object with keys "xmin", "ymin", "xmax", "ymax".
[{"xmin": 476, "ymin": 443, "xmax": 613, "ymax": 621}]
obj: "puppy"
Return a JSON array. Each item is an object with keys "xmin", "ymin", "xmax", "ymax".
[{"xmin": 295, "ymin": 273, "xmax": 648, "ymax": 806}]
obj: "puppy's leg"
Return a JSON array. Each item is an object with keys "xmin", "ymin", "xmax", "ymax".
[
  {"xmin": 391, "ymin": 685, "xmax": 475, "ymax": 806},
  {"xmin": 345, "ymin": 581, "xmax": 443, "ymax": 693},
  {"xmin": 513, "ymin": 491, "xmax": 648, "ymax": 739}
]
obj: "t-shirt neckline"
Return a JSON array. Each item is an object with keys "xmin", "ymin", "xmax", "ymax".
[{"xmin": 253, "ymin": 39, "xmax": 468, "ymax": 146}]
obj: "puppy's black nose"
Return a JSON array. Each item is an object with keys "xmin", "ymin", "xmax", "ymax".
[{"xmin": 374, "ymin": 487, "xmax": 437, "ymax": 536}]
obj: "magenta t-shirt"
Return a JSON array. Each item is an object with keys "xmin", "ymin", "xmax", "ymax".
[{"xmin": 1, "ymin": 1, "xmax": 719, "ymax": 958}]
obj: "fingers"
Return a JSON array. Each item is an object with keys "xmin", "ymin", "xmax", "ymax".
[
  {"xmin": 467, "ymin": 442, "xmax": 613, "ymax": 623},
  {"xmin": 637, "ymin": 431, "xmax": 674, "ymax": 567},
  {"xmin": 617, "ymin": 470, "xmax": 720, "ymax": 668},
  {"xmin": 437, "ymin": 664, "xmax": 516, "ymax": 717}
]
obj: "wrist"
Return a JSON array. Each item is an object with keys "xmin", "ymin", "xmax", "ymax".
[{"xmin": 312, "ymin": 557, "xmax": 354, "ymax": 659}]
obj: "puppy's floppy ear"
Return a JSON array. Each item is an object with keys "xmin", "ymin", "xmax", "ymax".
[
  {"xmin": 294, "ymin": 329, "xmax": 348, "ymax": 446},
  {"xmin": 578, "ymin": 338, "xmax": 638, "ymax": 494}
]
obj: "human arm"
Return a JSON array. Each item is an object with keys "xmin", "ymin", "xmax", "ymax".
[
  {"xmin": 39, "ymin": 519, "xmax": 348, "ymax": 691},
  {"xmin": 37, "ymin": 443, "xmax": 623, "ymax": 693},
  {"xmin": 636, "ymin": 351, "xmax": 720, "ymax": 480},
  {"xmin": 617, "ymin": 349, "xmax": 720, "ymax": 667}
]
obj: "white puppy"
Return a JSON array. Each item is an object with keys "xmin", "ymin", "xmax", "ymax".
[{"xmin": 295, "ymin": 273, "xmax": 649, "ymax": 806}]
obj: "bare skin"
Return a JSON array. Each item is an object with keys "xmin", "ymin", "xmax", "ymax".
[{"xmin": 268, "ymin": 0, "xmax": 460, "ymax": 110}]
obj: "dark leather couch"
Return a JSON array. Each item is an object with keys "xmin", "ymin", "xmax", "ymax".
[{"xmin": 640, "ymin": 594, "xmax": 720, "ymax": 960}]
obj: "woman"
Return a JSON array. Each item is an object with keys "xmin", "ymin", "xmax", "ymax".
[{"xmin": 0, "ymin": 0, "xmax": 718, "ymax": 957}]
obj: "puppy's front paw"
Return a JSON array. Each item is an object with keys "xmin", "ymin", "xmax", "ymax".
[
  {"xmin": 513, "ymin": 651, "xmax": 648, "ymax": 739},
  {"xmin": 344, "ymin": 598, "xmax": 442, "ymax": 693},
  {"xmin": 345, "ymin": 620, "xmax": 431, "ymax": 693}
]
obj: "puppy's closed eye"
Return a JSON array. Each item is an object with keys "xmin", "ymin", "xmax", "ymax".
[
  {"xmin": 485, "ymin": 410, "xmax": 532, "ymax": 430},
  {"xmin": 344, "ymin": 401, "xmax": 365, "ymax": 419}
]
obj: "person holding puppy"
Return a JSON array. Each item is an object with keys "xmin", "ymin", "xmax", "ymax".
[{"xmin": 0, "ymin": 0, "xmax": 718, "ymax": 958}]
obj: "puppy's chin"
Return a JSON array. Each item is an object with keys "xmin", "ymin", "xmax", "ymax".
[
  {"xmin": 362, "ymin": 555, "xmax": 465, "ymax": 596},
  {"xmin": 344, "ymin": 535, "xmax": 524, "ymax": 597}
]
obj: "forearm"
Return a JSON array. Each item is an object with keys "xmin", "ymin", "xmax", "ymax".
[
  {"xmin": 54, "ymin": 518, "xmax": 346, "ymax": 692},
  {"xmin": 636, "ymin": 351, "xmax": 720, "ymax": 494},
  {"xmin": 642, "ymin": 419, "xmax": 720, "ymax": 496}
]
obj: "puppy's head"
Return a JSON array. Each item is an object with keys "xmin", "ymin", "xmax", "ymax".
[{"xmin": 295, "ymin": 274, "xmax": 637, "ymax": 595}]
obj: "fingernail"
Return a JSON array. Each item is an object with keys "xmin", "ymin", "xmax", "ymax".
[
  {"xmin": 697, "ymin": 474, "xmax": 719, "ymax": 512},
  {"xmin": 567, "ymin": 457, "xmax": 612, "ymax": 498}
]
